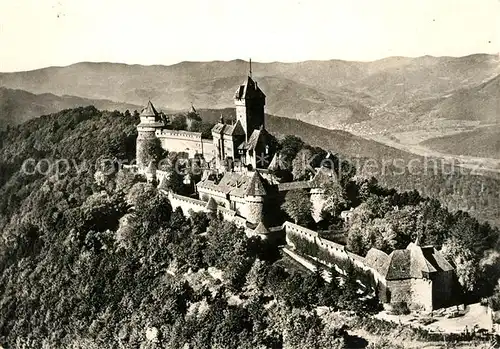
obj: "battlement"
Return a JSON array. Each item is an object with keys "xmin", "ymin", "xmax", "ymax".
[
  {"xmin": 166, "ymin": 191, "xmax": 244, "ymax": 227},
  {"xmin": 169, "ymin": 192, "xmax": 206, "ymax": 208},
  {"xmin": 156, "ymin": 129, "xmax": 203, "ymax": 140}
]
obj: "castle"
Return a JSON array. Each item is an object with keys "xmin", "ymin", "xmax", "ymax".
[
  {"xmin": 134, "ymin": 66, "xmax": 458, "ymax": 311},
  {"xmin": 135, "ymin": 71, "xmax": 335, "ymax": 233}
]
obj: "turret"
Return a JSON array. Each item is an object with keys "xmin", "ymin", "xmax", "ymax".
[
  {"xmin": 244, "ymin": 171, "xmax": 266, "ymax": 225},
  {"xmin": 253, "ymin": 221, "xmax": 271, "ymax": 240},
  {"xmin": 205, "ymin": 197, "xmax": 218, "ymax": 217},
  {"xmin": 145, "ymin": 161, "xmax": 157, "ymax": 183},
  {"xmin": 309, "ymin": 167, "xmax": 335, "ymax": 222},
  {"xmin": 136, "ymin": 101, "xmax": 163, "ymax": 169}
]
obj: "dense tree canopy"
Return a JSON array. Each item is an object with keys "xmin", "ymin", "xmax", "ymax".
[{"xmin": 0, "ymin": 106, "xmax": 499, "ymax": 347}]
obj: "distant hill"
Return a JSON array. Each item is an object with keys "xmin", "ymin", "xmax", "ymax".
[
  {"xmin": 1, "ymin": 55, "xmax": 498, "ymax": 159},
  {"xmin": 0, "ymin": 87, "xmax": 141, "ymax": 129},
  {"xmin": 1, "ymin": 55, "xmax": 498, "ymax": 126},
  {"xmin": 421, "ymin": 74, "xmax": 500, "ymax": 123},
  {"xmin": 197, "ymin": 107, "xmax": 416, "ymax": 162},
  {"xmin": 422, "ymin": 126, "xmax": 500, "ymax": 159}
]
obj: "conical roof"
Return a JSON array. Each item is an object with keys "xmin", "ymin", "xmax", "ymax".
[
  {"xmin": 205, "ymin": 197, "xmax": 218, "ymax": 211},
  {"xmin": 245, "ymin": 171, "xmax": 267, "ymax": 196},
  {"xmin": 268, "ymin": 152, "xmax": 281, "ymax": 171},
  {"xmin": 146, "ymin": 161, "xmax": 156, "ymax": 173},
  {"xmin": 141, "ymin": 100, "xmax": 158, "ymax": 117},
  {"xmin": 254, "ymin": 221, "xmax": 270, "ymax": 235}
]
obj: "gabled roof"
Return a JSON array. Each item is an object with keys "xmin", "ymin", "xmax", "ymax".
[
  {"xmin": 197, "ymin": 171, "xmax": 271, "ymax": 198},
  {"xmin": 247, "ymin": 129, "xmax": 261, "ymax": 150},
  {"xmin": 365, "ymin": 248, "xmax": 390, "ymax": 276},
  {"xmin": 211, "ymin": 120, "xmax": 246, "ymax": 136},
  {"xmin": 409, "ymin": 243, "xmax": 454, "ymax": 274},
  {"xmin": 211, "ymin": 123, "xmax": 226, "ymax": 134},
  {"xmin": 245, "ymin": 171, "xmax": 267, "ymax": 196},
  {"xmin": 366, "ymin": 243, "xmax": 455, "ymax": 281},
  {"xmin": 254, "ymin": 221, "xmax": 270, "ymax": 235},
  {"xmin": 141, "ymin": 100, "xmax": 158, "ymax": 117},
  {"xmin": 230, "ymin": 120, "xmax": 245, "ymax": 136},
  {"xmin": 385, "ymin": 250, "xmax": 412, "ymax": 280},
  {"xmin": 234, "ymin": 76, "xmax": 266, "ymax": 100}
]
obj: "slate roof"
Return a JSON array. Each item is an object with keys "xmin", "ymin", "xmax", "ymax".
[
  {"xmin": 246, "ymin": 129, "xmax": 261, "ymax": 150},
  {"xmin": 141, "ymin": 100, "xmax": 158, "ymax": 117},
  {"xmin": 311, "ymin": 167, "xmax": 336, "ymax": 186},
  {"xmin": 230, "ymin": 120, "xmax": 245, "ymax": 136},
  {"xmin": 211, "ymin": 120, "xmax": 246, "ymax": 136},
  {"xmin": 234, "ymin": 76, "xmax": 266, "ymax": 100},
  {"xmin": 197, "ymin": 171, "xmax": 269, "ymax": 198},
  {"xmin": 385, "ymin": 250, "xmax": 412, "ymax": 280},
  {"xmin": 268, "ymin": 152, "xmax": 281, "ymax": 171},
  {"xmin": 205, "ymin": 197, "xmax": 218, "ymax": 211},
  {"xmin": 365, "ymin": 243, "xmax": 455, "ymax": 281},
  {"xmin": 197, "ymin": 172, "xmax": 246, "ymax": 195},
  {"xmin": 254, "ymin": 221, "xmax": 270, "ymax": 235},
  {"xmin": 245, "ymin": 171, "xmax": 267, "ymax": 196}
]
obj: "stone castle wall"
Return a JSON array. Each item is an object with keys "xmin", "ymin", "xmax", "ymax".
[
  {"xmin": 245, "ymin": 196, "xmax": 264, "ymax": 225},
  {"xmin": 284, "ymin": 221, "xmax": 369, "ymax": 271},
  {"xmin": 284, "ymin": 221, "xmax": 460, "ymax": 311},
  {"xmin": 386, "ymin": 278, "xmax": 433, "ymax": 311},
  {"xmin": 165, "ymin": 191, "xmax": 245, "ymax": 228},
  {"xmin": 166, "ymin": 191, "xmax": 207, "ymax": 216},
  {"xmin": 155, "ymin": 129, "xmax": 215, "ymax": 161}
]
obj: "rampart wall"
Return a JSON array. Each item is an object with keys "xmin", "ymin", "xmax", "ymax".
[
  {"xmin": 283, "ymin": 221, "xmax": 385, "ymax": 284},
  {"xmin": 155, "ymin": 129, "xmax": 215, "ymax": 161},
  {"xmin": 165, "ymin": 191, "xmax": 245, "ymax": 228}
]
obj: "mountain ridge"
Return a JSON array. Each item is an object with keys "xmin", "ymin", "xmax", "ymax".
[{"xmin": 1, "ymin": 54, "xmax": 498, "ymax": 159}]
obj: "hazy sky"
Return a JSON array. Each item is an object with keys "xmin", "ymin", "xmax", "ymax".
[{"xmin": 1, "ymin": 0, "xmax": 499, "ymax": 72}]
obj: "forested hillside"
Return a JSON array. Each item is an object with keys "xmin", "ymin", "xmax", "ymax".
[
  {"xmin": 422, "ymin": 127, "xmax": 500, "ymax": 159},
  {"xmin": 1, "ymin": 106, "xmax": 499, "ymax": 348},
  {"xmin": 0, "ymin": 87, "xmax": 140, "ymax": 129},
  {"xmin": 0, "ymin": 107, "xmax": 379, "ymax": 347}
]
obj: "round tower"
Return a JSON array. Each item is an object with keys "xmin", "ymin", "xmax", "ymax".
[
  {"xmin": 309, "ymin": 167, "xmax": 334, "ymax": 222},
  {"xmin": 310, "ymin": 187, "xmax": 326, "ymax": 222},
  {"xmin": 145, "ymin": 161, "xmax": 157, "ymax": 183},
  {"xmin": 244, "ymin": 171, "xmax": 266, "ymax": 226},
  {"xmin": 136, "ymin": 101, "xmax": 163, "ymax": 170}
]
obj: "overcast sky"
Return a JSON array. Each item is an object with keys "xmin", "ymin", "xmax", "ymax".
[{"xmin": 0, "ymin": 0, "xmax": 499, "ymax": 72}]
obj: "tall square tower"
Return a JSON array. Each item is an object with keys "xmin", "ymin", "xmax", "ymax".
[{"xmin": 234, "ymin": 75, "xmax": 266, "ymax": 141}]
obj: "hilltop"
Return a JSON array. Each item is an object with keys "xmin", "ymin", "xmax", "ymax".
[{"xmin": 0, "ymin": 87, "xmax": 141, "ymax": 129}]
